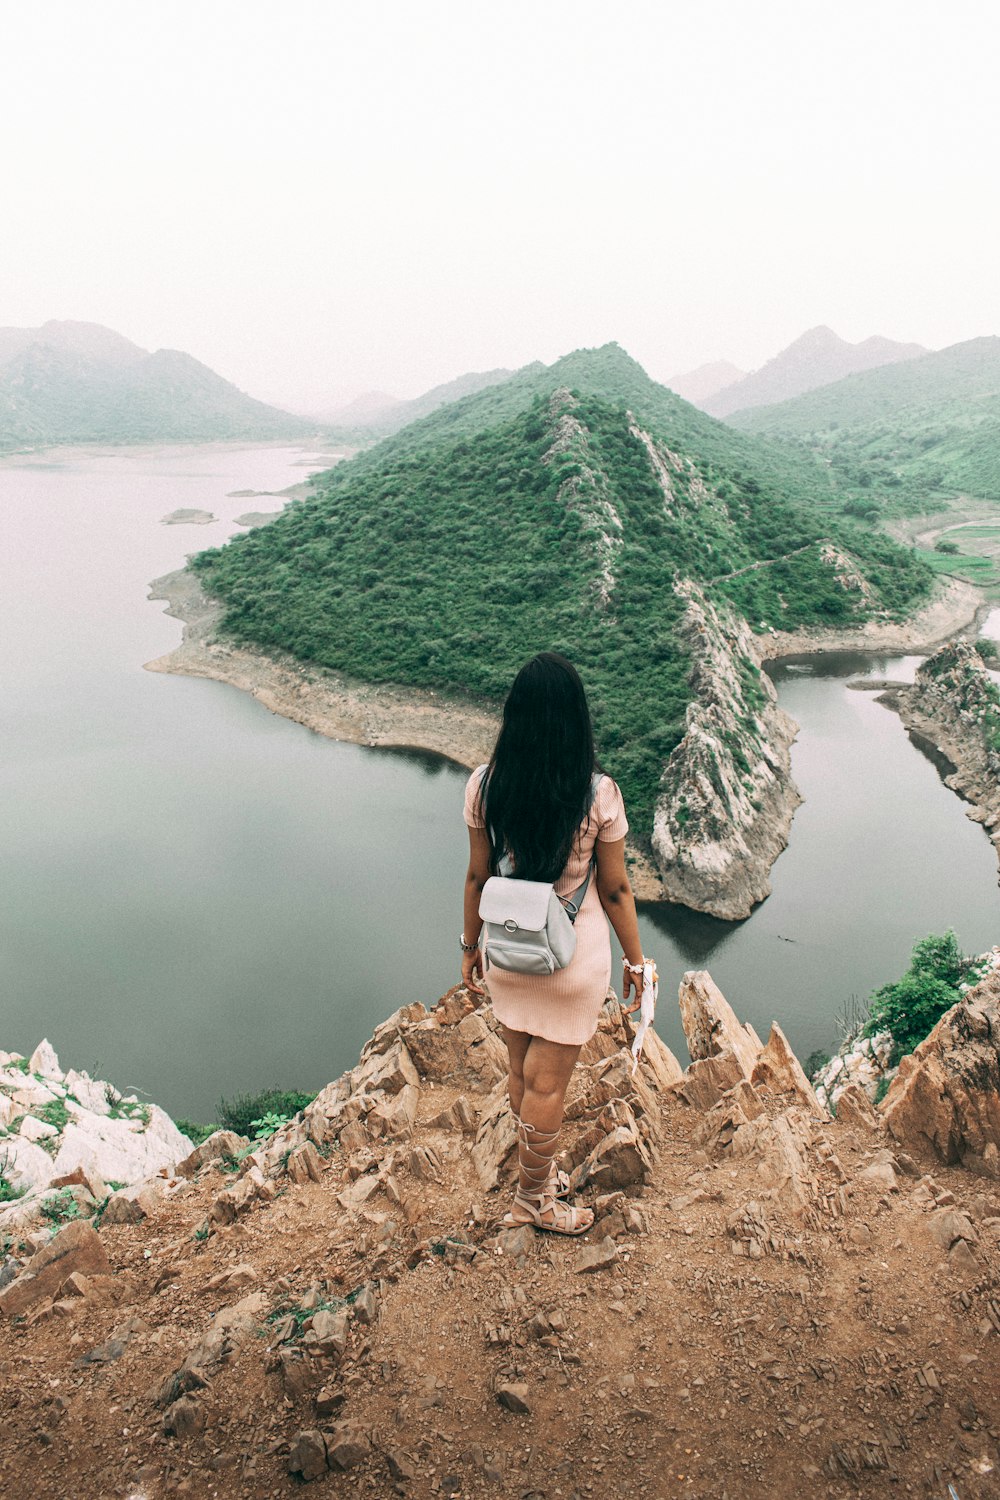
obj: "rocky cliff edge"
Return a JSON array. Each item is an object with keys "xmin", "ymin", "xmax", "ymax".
[
  {"xmin": 2, "ymin": 971, "xmax": 1000, "ymax": 1497},
  {"xmin": 653, "ymin": 581, "xmax": 802, "ymax": 919}
]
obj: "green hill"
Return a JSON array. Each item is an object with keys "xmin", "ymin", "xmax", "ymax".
[
  {"xmin": 728, "ymin": 337, "xmax": 1000, "ymax": 511},
  {"xmin": 0, "ymin": 320, "xmax": 312, "ymax": 447},
  {"xmin": 190, "ymin": 347, "xmax": 932, "ymax": 839}
]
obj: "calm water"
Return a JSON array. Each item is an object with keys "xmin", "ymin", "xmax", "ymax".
[{"xmin": 1, "ymin": 444, "xmax": 996, "ymax": 1118}]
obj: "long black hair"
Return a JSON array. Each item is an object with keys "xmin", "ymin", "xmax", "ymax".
[{"xmin": 482, "ymin": 652, "xmax": 598, "ymax": 881}]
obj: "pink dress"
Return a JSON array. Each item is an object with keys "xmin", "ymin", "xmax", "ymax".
[{"xmin": 463, "ymin": 768, "xmax": 629, "ymax": 1046}]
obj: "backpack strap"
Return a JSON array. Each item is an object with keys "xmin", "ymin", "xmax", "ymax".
[
  {"xmin": 560, "ymin": 773, "xmax": 602, "ymax": 922},
  {"xmin": 484, "ymin": 771, "xmax": 604, "ymax": 923}
]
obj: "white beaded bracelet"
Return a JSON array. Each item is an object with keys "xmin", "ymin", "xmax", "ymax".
[{"xmin": 622, "ymin": 957, "xmax": 647, "ymax": 974}]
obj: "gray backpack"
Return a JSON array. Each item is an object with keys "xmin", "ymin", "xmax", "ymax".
[{"xmin": 477, "ymin": 774, "xmax": 601, "ymax": 976}]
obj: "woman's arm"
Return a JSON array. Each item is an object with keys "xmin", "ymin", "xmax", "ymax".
[
  {"xmin": 461, "ymin": 825, "xmax": 492, "ymax": 995},
  {"xmin": 595, "ymin": 836, "xmax": 646, "ymax": 1012}
]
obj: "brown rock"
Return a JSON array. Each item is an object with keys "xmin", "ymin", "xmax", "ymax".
[
  {"xmin": 572, "ymin": 1236, "xmax": 619, "ymax": 1273},
  {"xmin": 0, "ymin": 1220, "xmax": 111, "ymax": 1319},
  {"xmin": 351, "ymin": 1283, "xmax": 379, "ymax": 1324},
  {"xmin": 678, "ymin": 970, "xmax": 763, "ymax": 1074},
  {"xmin": 286, "ymin": 1141, "xmax": 325, "ymax": 1183},
  {"xmin": 325, "ymin": 1419, "xmax": 370, "ymax": 1470},
  {"xmin": 751, "ymin": 1022, "xmax": 825, "ymax": 1113},
  {"xmin": 927, "ymin": 1208, "xmax": 978, "ymax": 1252},
  {"xmin": 368, "ymin": 1083, "xmax": 420, "ymax": 1140},
  {"xmin": 288, "ymin": 1428, "xmax": 328, "ymax": 1481},
  {"xmin": 303, "ymin": 1307, "xmax": 350, "ymax": 1357},
  {"xmin": 50, "ymin": 1164, "xmax": 109, "ymax": 1201},
  {"xmin": 386, "ymin": 1448, "xmax": 416, "ymax": 1481},
  {"xmin": 471, "ymin": 1081, "xmax": 518, "ymax": 1192},
  {"xmin": 496, "ymin": 1381, "xmax": 531, "ymax": 1414},
  {"xmin": 882, "ymin": 974, "xmax": 1000, "ymax": 1169},
  {"xmin": 834, "ymin": 1083, "xmax": 879, "ymax": 1131},
  {"xmin": 102, "ymin": 1184, "xmax": 162, "ymax": 1226},
  {"xmin": 163, "ymin": 1395, "xmax": 206, "ymax": 1439},
  {"xmin": 405, "ymin": 1010, "xmax": 507, "ymax": 1086},
  {"xmin": 204, "ymin": 1263, "xmax": 258, "ymax": 1293},
  {"xmin": 314, "ymin": 1384, "xmax": 346, "ymax": 1419},
  {"xmin": 276, "ymin": 1349, "xmax": 312, "ymax": 1401},
  {"xmin": 175, "ymin": 1129, "xmax": 246, "ymax": 1179}
]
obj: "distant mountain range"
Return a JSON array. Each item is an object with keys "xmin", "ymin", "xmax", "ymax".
[
  {"xmin": 666, "ymin": 360, "xmax": 747, "ymax": 406},
  {"xmin": 679, "ymin": 326, "xmax": 927, "ymax": 419},
  {"xmin": 320, "ymin": 367, "xmax": 523, "ymax": 440},
  {"xmin": 0, "ymin": 321, "xmax": 311, "ymax": 448},
  {"xmin": 728, "ymin": 336, "xmax": 1000, "ymax": 508}
]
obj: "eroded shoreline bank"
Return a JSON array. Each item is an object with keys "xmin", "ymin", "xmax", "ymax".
[{"xmin": 145, "ymin": 569, "xmax": 988, "ymax": 906}]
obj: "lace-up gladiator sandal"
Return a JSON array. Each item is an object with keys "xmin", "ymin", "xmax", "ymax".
[{"xmin": 502, "ymin": 1120, "xmax": 594, "ymax": 1236}]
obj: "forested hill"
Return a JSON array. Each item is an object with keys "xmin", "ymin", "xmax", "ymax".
[
  {"xmin": 328, "ymin": 342, "xmax": 832, "ymax": 509},
  {"xmin": 727, "ymin": 337, "xmax": 1000, "ymax": 509},
  {"xmin": 191, "ymin": 348, "xmax": 932, "ymax": 837},
  {"xmin": 0, "ymin": 320, "xmax": 311, "ymax": 447}
]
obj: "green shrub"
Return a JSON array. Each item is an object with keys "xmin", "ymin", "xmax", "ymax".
[
  {"xmin": 175, "ymin": 1119, "xmax": 218, "ymax": 1147},
  {"xmin": 35, "ymin": 1099, "xmax": 70, "ymax": 1132},
  {"xmin": 863, "ymin": 930, "xmax": 982, "ymax": 1056},
  {"xmin": 0, "ymin": 1174, "xmax": 25, "ymax": 1204},
  {"xmin": 40, "ymin": 1188, "xmax": 83, "ymax": 1226},
  {"xmin": 217, "ymin": 1089, "xmax": 316, "ymax": 1138},
  {"xmin": 804, "ymin": 1050, "xmax": 832, "ymax": 1079},
  {"xmin": 934, "ymin": 539, "xmax": 960, "ymax": 553}
]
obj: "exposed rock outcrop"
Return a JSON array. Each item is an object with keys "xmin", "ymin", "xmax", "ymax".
[
  {"xmin": 652, "ymin": 583, "xmax": 802, "ymax": 919},
  {"xmin": 0, "ymin": 1042, "xmax": 190, "ymax": 1229},
  {"xmin": 880, "ymin": 638, "xmax": 1000, "ymax": 879},
  {"xmin": 881, "ymin": 969, "xmax": 1000, "ymax": 1176},
  {"xmin": 2, "ymin": 980, "xmax": 1000, "ymax": 1498}
]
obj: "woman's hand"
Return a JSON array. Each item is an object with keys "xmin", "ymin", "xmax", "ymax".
[
  {"xmin": 621, "ymin": 962, "xmax": 644, "ymax": 1014},
  {"xmin": 462, "ymin": 947, "xmax": 485, "ymax": 996}
]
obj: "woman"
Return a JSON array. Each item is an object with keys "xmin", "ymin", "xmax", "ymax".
[{"xmin": 460, "ymin": 652, "xmax": 649, "ymax": 1236}]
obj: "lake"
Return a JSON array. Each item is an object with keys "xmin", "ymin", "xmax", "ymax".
[{"xmin": 1, "ymin": 444, "xmax": 996, "ymax": 1120}]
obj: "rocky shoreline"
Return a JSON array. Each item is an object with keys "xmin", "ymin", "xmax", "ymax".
[
  {"xmin": 146, "ymin": 569, "xmax": 987, "ymax": 912},
  {"xmin": 755, "ymin": 575, "xmax": 986, "ymax": 660},
  {"xmin": 877, "ymin": 639, "xmax": 1000, "ymax": 882}
]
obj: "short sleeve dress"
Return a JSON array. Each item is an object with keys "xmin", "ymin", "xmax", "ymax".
[{"xmin": 463, "ymin": 767, "xmax": 629, "ymax": 1046}]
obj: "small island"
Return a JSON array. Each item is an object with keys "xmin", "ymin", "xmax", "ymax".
[{"xmin": 161, "ymin": 508, "xmax": 217, "ymax": 526}]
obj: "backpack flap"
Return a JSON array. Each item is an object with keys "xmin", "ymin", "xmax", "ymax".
[{"xmin": 479, "ymin": 876, "xmax": 554, "ymax": 933}]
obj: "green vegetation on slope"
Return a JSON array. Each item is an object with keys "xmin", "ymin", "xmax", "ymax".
[
  {"xmin": 192, "ymin": 355, "xmax": 933, "ymax": 839},
  {"xmin": 728, "ymin": 338, "xmax": 1000, "ymax": 515},
  {"xmin": 864, "ymin": 931, "xmax": 986, "ymax": 1057},
  {"xmin": 327, "ymin": 342, "xmax": 839, "ymax": 512}
]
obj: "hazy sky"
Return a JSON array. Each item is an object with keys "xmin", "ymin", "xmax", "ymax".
[{"xmin": 2, "ymin": 2, "xmax": 998, "ymax": 411}]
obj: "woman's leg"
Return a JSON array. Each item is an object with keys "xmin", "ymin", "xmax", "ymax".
[
  {"xmin": 500, "ymin": 1025, "xmax": 532, "ymax": 1118},
  {"xmin": 519, "ymin": 1035, "xmax": 581, "ymax": 1142},
  {"xmin": 509, "ymin": 1035, "xmax": 593, "ymax": 1232}
]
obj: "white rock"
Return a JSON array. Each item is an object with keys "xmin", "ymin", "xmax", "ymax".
[
  {"xmin": 29, "ymin": 1040, "xmax": 62, "ymax": 1080},
  {"xmin": 0, "ymin": 1094, "xmax": 16, "ymax": 1128},
  {"xmin": 1, "ymin": 1135, "xmax": 56, "ymax": 1189},
  {"xmin": 8, "ymin": 1079, "xmax": 60, "ymax": 1110},
  {"xmin": 18, "ymin": 1116, "xmax": 57, "ymax": 1143},
  {"xmin": 49, "ymin": 1112, "xmax": 188, "ymax": 1187},
  {"xmin": 63, "ymin": 1070, "xmax": 111, "ymax": 1116}
]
